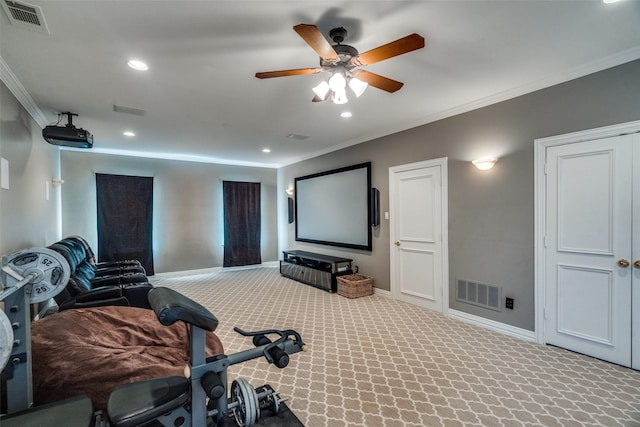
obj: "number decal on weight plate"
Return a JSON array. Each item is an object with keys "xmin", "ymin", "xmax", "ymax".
[{"xmin": 34, "ymin": 285, "xmax": 48, "ymax": 295}]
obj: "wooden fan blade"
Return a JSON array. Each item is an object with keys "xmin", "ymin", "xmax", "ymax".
[
  {"xmin": 255, "ymin": 68, "xmax": 322, "ymax": 79},
  {"xmin": 351, "ymin": 33, "xmax": 425, "ymax": 66},
  {"xmin": 294, "ymin": 24, "xmax": 340, "ymax": 61},
  {"xmin": 352, "ymin": 70, "xmax": 404, "ymax": 93},
  {"xmin": 312, "ymin": 95, "xmax": 326, "ymax": 102}
]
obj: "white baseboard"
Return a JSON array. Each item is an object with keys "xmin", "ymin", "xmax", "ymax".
[
  {"xmin": 153, "ymin": 261, "xmax": 279, "ymax": 279},
  {"xmin": 448, "ymin": 309, "xmax": 536, "ymax": 342},
  {"xmin": 153, "ymin": 267, "xmax": 222, "ymax": 279},
  {"xmin": 373, "ymin": 288, "xmax": 392, "ymax": 298}
]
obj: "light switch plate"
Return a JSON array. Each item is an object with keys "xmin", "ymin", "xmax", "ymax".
[{"xmin": 1, "ymin": 158, "xmax": 9, "ymax": 190}]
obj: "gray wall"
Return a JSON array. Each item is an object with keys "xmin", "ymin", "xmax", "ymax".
[
  {"xmin": 278, "ymin": 59, "xmax": 640, "ymax": 331},
  {"xmin": 0, "ymin": 82, "xmax": 61, "ymax": 254},
  {"xmin": 60, "ymin": 151, "xmax": 278, "ymax": 274}
]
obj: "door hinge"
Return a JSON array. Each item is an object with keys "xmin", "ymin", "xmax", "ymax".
[
  {"xmin": 543, "ymin": 235, "xmax": 548, "ymax": 248},
  {"xmin": 544, "ymin": 163, "xmax": 548, "ymax": 175},
  {"xmin": 543, "ymin": 308, "xmax": 547, "ymax": 320}
]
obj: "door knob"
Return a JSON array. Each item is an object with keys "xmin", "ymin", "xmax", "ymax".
[
  {"xmin": 394, "ymin": 241, "xmax": 401, "ymax": 246},
  {"xmin": 618, "ymin": 259, "xmax": 630, "ymax": 268},
  {"xmin": 634, "ymin": 260, "xmax": 640, "ymax": 269}
]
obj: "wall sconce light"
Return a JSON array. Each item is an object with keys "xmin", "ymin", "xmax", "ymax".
[
  {"xmin": 472, "ymin": 158, "xmax": 498, "ymax": 170},
  {"xmin": 51, "ymin": 178, "xmax": 64, "ymax": 187},
  {"xmin": 285, "ymin": 187, "xmax": 294, "ymax": 196}
]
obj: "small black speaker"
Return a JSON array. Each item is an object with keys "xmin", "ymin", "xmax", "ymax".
[
  {"xmin": 288, "ymin": 197, "xmax": 294, "ymax": 224},
  {"xmin": 371, "ymin": 188, "xmax": 380, "ymax": 227}
]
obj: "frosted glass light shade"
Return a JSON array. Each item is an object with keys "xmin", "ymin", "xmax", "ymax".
[
  {"xmin": 328, "ymin": 72, "xmax": 347, "ymax": 91},
  {"xmin": 333, "ymin": 88, "xmax": 348, "ymax": 104},
  {"xmin": 312, "ymin": 81, "xmax": 330, "ymax": 100},
  {"xmin": 348, "ymin": 77, "xmax": 368, "ymax": 97},
  {"xmin": 472, "ymin": 158, "xmax": 498, "ymax": 170}
]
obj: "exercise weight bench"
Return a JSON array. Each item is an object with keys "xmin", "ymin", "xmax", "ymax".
[{"xmin": 1, "ymin": 247, "xmax": 307, "ymax": 427}]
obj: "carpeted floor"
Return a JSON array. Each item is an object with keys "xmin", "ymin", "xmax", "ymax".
[{"xmin": 153, "ymin": 266, "xmax": 640, "ymax": 427}]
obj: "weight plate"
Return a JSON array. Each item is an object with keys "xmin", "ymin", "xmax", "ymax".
[
  {"xmin": 231, "ymin": 377, "xmax": 258, "ymax": 427},
  {"xmin": 230, "ymin": 379, "xmax": 248, "ymax": 426},
  {"xmin": 257, "ymin": 385, "xmax": 280, "ymax": 415},
  {"xmin": 5, "ymin": 248, "xmax": 71, "ymax": 304},
  {"xmin": 0, "ymin": 309, "xmax": 14, "ymax": 370},
  {"xmin": 242, "ymin": 378, "xmax": 260, "ymax": 423},
  {"xmin": 269, "ymin": 391, "xmax": 280, "ymax": 415}
]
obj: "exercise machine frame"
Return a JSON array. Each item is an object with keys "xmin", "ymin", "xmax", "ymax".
[{"xmin": 106, "ymin": 286, "xmax": 306, "ymax": 427}]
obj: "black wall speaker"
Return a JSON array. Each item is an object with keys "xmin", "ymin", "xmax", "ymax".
[
  {"xmin": 371, "ymin": 188, "xmax": 380, "ymax": 227},
  {"xmin": 288, "ymin": 197, "xmax": 295, "ymax": 223}
]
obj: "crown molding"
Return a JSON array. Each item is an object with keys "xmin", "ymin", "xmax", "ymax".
[
  {"xmin": 0, "ymin": 56, "xmax": 49, "ymax": 128},
  {"xmin": 280, "ymin": 46, "xmax": 640, "ymax": 167}
]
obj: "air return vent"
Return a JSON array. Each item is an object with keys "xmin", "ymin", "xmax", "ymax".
[
  {"xmin": 113, "ymin": 105, "xmax": 147, "ymax": 116},
  {"xmin": 456, "ymin": 279, "xmax": 501, "ymax": 311},
  {"xmin": 1, "ymin": 0, "xmax": 49, "ymax": 33}
]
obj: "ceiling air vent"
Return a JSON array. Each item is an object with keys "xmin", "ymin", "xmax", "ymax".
[
  {"xmin": 286, "ymin": 133, "xmax": 309, "ymax": 140},
  {"xmin": 113, "ymin": 105, "xmax": 147, "ymax": 116},
  {"xmin": 1, "ymin": 0, "xmax": 49, "ymax": 33}
]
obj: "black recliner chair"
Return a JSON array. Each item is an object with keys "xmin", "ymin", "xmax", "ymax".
[
  {"xmin": 55, "ymin": 238, "xmax": 147, "ymax": 284},
  {"xmin": 48, "ymin": 237, "xmax": 153, "ymax": 311},
  {"xmin": 66, "ymin": 235, "xmax": 146, "ymax": 275}
]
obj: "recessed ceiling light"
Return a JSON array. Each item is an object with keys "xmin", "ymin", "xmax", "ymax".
[
  {"xmin": 262, "ymin": 148, "xmax": 271, "ymax": 153},
  {"xmin": 602, "ymin": 0, "xmax": 621, "ymax": 3},
  {"xmin": 123, "ymin": 131, "xmax": 135, "ymax": 137},
  {"xmin": 340, "ymin": 111, "xmax": 352, "ymax": 118},
  {"xmin": 127, "ymin": 59, "xmax": 148, "ymax": 71}
]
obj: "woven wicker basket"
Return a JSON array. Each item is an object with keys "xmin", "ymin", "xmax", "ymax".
[{"xmin": 337, "ymin": 274, "xmax": 374, "ymax": 298}]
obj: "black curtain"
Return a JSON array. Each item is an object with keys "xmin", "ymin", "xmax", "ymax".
[
  {"xmin": 223, "ymin": 181, "xmax": 261, "ymax": 267},
  {"xmin": 96, "ymin": 173, "xmax": 154, "ymax": 275}
]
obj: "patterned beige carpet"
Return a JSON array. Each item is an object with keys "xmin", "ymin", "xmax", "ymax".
[{"xmin": 153, "ymin": 267, "xmax": 640, "ymax": 427}]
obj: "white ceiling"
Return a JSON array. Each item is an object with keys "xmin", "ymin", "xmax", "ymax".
[{"xmin": 2, "ymin": 1, "xmax": 639, "ymax": 168}]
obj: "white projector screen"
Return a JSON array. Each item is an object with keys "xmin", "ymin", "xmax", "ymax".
[{"xmin": 295, "ymin": 162, "xmax": 372, "ymax": 251}]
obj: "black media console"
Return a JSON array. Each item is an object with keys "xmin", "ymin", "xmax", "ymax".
[{"xmin": 280, "ymin": 250, "xmax": 353, "ymax": 293}]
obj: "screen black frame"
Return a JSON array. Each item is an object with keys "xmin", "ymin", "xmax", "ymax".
[{"xmin": 294, "ymin": 162, "xmax": 372, "ymax": 251}]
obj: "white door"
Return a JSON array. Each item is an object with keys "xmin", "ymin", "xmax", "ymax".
[
  {"xmin": 389, "ymin": 158, "xmax": 448, "ymax": 313},
  {"xmin": 544, "ymin": 134, "xmax": 638, "ymax": 368},
  {"xmin": 633, "ymin": 136, "xmax": 640, "ymax": 370}
]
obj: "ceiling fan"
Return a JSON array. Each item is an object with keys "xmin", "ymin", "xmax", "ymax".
[{"xmin": 255, "ymin": 24, "xmax": 425, "ymax": 103}]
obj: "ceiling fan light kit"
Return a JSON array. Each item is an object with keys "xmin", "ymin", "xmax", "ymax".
[
  {"xmin": 312, "ymin": 71, "xmax": 368, "ymax": 104},
  {"xmin": 255, "ymin": 24, "xmax": 425, "ymax": 105}
]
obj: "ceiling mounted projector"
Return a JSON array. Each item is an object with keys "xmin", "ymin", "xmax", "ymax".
[{"xmin": 42, "ymin": 112, "xmax": 93, "ymax": 148}]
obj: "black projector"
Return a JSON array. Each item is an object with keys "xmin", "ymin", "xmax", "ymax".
[{"xmin": 42, "ymin": 112, "xmax": 93, "ymax": 148}]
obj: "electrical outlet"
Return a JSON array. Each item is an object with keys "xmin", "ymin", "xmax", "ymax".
[{"xmin": 505, "ymin": 297, "xmax": 514, "ymax": 310}]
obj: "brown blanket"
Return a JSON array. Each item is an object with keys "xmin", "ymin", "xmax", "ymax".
[{"xmin": 31, "ymin": 306, "xmax": 224, "ymax": 410}]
